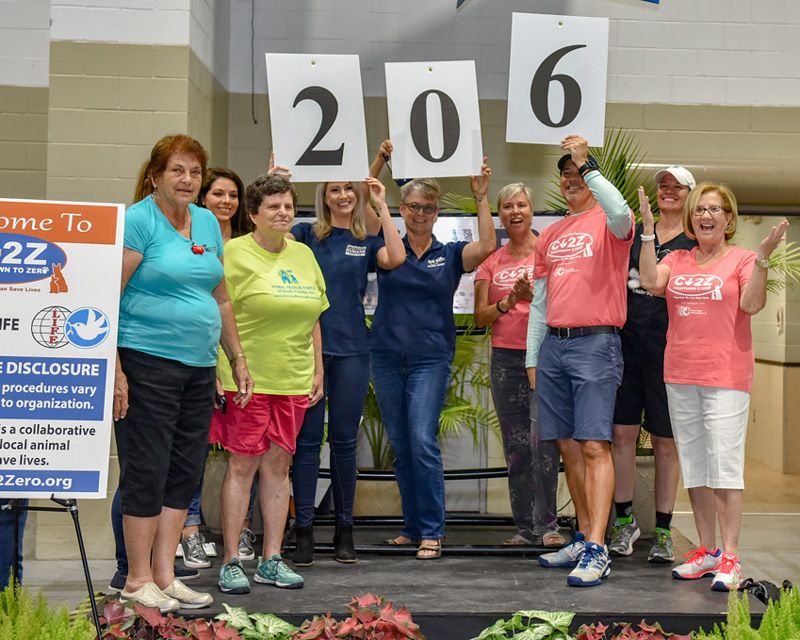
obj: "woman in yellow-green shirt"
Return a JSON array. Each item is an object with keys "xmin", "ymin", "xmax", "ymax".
[{"xmin": 210, "ymin": 174, "xmax": 328, "ymax": 594}]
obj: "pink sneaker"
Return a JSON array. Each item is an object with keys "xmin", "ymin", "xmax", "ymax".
[
  {"xmin": 671, "ymin": 546, "xmax": 721, "ymax": 580},
  {"xmin": 711, "ymin": 553, "xmax": 742, "ymax": 592}
]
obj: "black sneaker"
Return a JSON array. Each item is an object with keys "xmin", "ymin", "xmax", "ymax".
[{"xmin": 174, "ymin": 564, "xmax": 200, "ymax": 581}]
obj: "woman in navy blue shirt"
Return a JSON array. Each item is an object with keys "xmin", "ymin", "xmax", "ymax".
[
  {"xmin": 290, "ymin": 176, "xmax": 405, "ymax": 565},
  {"xmin": 370, "ymin": 161, "xmax": 496, "ymax": 559}
]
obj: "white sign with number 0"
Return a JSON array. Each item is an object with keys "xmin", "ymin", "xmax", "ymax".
[
  {"xmin": 506, "ymin": 13, "xmax": 609, "ymax": 146},
  {"xmin": 385, "ymin": 60, "xmax": 483, "ymax": 179},
  {"xmin": 265, "ymin": 53, "xmax": 369, "ymax": 183}
]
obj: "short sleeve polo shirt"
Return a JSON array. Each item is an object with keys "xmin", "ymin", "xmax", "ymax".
[{"xmin": 369, "ymin": 235, "xmax": 468, "ymax": 358}]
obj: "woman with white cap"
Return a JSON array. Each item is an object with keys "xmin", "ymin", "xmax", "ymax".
[{"xmin": 609, "ymin": 166, "xmax": 697, "ymax": 563}]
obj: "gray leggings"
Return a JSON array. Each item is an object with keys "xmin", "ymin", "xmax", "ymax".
[{"xmin": 490, "ymin": 347, "xmax": 560, "ymax": 538}]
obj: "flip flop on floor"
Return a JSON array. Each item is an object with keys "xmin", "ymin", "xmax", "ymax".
[
  {"xmin": 416, "ymin": 540, "xmax": 442, "ymax": 560},
  {"xmin": 384, "ymin": 536, "xmax": 418, "ymax": 545}
]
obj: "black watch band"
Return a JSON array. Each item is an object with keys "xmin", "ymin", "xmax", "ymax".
[{"xmin": 578, "ymin": 159, "xmax": 599, "ymax": 177}]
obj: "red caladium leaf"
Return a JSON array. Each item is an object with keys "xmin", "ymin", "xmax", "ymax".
[
  {"xmin": 132, "ymin": 602, "xmax": 166, "ymax": 627},
  {"xmin": 102, "ymin": 623, "xmax": 129, "ymax": 639},
  {"xmin": 212, "ymin": 622, "xmax": 243, "ymax": 640}
]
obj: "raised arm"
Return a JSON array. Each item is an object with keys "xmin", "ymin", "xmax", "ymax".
[
  {"xmin": 462, "ymin": 157, "xmax": 497, "ymax": 272},
  {"xmin": 637, "ymin": 187, "xmax": 671, "ymax": 295},
  {"xmin": 368, "ymin": 176, "xmax": 406, "ymax": 270},
  {"xmin": 740, "ymin": 219, "xmax": 789, "ymax": 315},
  {"xmin": 562, "ymin": 135, "xmax": 632, "ymax": 240},
  {"xmin": 369, "ymin": 139, "xmax": 393, "ymax": 179}
]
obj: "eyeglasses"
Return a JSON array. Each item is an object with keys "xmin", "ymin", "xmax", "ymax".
[
  {"xmin": 402, "ymin": 202, "xmax": 438, "ymax": 215},
  {"xmin": 692, "ymin": 205, "xmax": 728, "ymax": 217}
]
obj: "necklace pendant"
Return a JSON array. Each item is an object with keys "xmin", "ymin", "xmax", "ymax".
[{"xmin": 191, "ymin": 244, "xmax": 205, "ymax": 255}]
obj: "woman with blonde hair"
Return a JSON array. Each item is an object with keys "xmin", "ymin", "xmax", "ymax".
[
  {"xmin": 289, "ymin": 174, "xmax": 405, "ymax": 565},
  {"xmin": 638, "ymin": 182, "xmax": 788, "ymax": 591},
  {"xmin": 474, "ymin": 182, "xmax": 562, "ymax": 547}
]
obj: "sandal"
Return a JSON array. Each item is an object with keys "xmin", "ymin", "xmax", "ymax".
[
  {"xmin": 503, "ymin": 533, "xmax": 536, "ymax": 546},
  {"xmin": 384, "ymin": 535, "xmax": 417, "ymax": 545},
  {"xmin": 416, "ymin": 540, "xmax": 442, "ymax": 560},
  {"xmin": 542, "ymin": 530, "xmax": 567, "ymax": 547}
]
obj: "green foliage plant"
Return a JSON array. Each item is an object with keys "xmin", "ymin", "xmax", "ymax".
[
  {"xmin": 471, "ymin": 609, "xmax": 574, "ymax": 640},
  {"xmin": 693, "ymin": 586, "xmax": 800, "ymax": 640},
  {"xmin": 215, "ymin": 602, "xmax": 297, "ymax": 639},
  {"xmin": 0, "ymin": 582, "xmax": 95, "ymax": 640},
  {"xmin": 292, "ymin": 593, "xmax": 425, "ymax": 639},
  {"xmin": 766, "ymin": 240, "xmax": 800, "ymax": 294}
]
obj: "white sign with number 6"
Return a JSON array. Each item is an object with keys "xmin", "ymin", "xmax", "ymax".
[
  {"xmin": 265, "ymin": 53, "xmax": 369, "ymax": 183},
  {"xmin": 506, "ymin": 13, "xmax": 609, "ymax": 146},
  {"xmin": 385, "ymin": 60, "xmax": 483, "ymax": 179}
]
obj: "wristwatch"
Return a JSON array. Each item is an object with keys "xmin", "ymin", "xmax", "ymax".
[
  {"xmin": 578, "ymin": 157, "xmax": 600, "ymax": 177},
  {"xmin": 756, "ymin": 257, "xmax": 770, "ymax": 269}
]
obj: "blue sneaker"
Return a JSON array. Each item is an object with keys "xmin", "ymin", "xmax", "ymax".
[
  {"xmin": 538, "ymin": 531, "xmax": 586, "ymax": 568},
  {"xmin": 218, "ymin": 558, "xmax": 251, "ymax": 594},
  {"xmin": 254, "ymin": 554, "xmax": 304, "ymax": 589},
  {"xmin": 567, "ymin": 542, "xmax": 611, "ymax": 587}
]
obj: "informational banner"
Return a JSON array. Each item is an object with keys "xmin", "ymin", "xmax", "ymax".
[
  {"xmin": 0, "ymin": 199, "xmax": 124, "ymax": 499},
  {"xmin": 265, "ymin": 53, "xmax": 370, "ymax": 183},
  {"xmin": 385, "ymin": 60, "xmax": 483, "ymax": 179},
  {"xmin": 506, "ymin": 13, "xmax": 609, "ymax": 146}
]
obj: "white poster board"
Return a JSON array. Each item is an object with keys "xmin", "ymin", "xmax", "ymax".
[
  {"xmin": 265, "ymin": 53, "xmax": 370, "ymax": 183},
  {"xmin": 385, "ymin": 60, "xmax": 483, "ymax": 179},
  {"xmin": 506, "ymin": 13, "xmax": 609, "ymax": 146},
  {"xmin": 0, "ymin": 199, "xmax": 124, "ymax": 498}
]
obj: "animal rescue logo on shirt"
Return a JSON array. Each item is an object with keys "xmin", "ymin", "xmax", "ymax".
[
  {"xmin": 546, "ymin": 233, "xmax": 594, "ymax": 261},
  {"xmin": 668, "ymin": 274, "xmax": 723, "ymax": 300}
]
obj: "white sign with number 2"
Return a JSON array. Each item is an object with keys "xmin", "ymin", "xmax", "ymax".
[
  {"xmin": 265, "ymin": 53, "xmax": 370, "ymax": 183},
  {"xmin": 385, "ymin": 60, "xmax": 483, "ymax": 179},
  {"xmin": 506, "ymin": 13, "xmax": 609, "ymax": 147}
]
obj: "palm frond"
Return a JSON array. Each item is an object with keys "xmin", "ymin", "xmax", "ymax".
[
  {"xmin": 441, "ymin": 193, "xmax": 497, "ymax": 213},
  {"xmin": 767, "ymin": 241, "xmax": 800, "ymax": 294}
]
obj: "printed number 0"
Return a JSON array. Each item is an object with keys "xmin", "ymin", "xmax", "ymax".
[
  {"xmin": 293, "ymin": 86, "xmax": 345, "ymax": 166},
  {"xmin": 409, "ymin": 90, "xmax": 461, "ymax": 163},
  {"xmin": 530, "ymin": 44, "xmax": 587, "ymax": 128}
]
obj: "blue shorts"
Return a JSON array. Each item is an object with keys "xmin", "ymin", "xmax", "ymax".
[{"xmin": 537, "ymin": 332, "xmax": 623, "ymax": 442}]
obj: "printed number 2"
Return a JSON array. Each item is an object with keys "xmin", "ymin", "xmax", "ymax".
[
  {"xmin": 293, "ymin": 86, "xmax": 344, "ymax": 166},
  {"xmin": 530, "ymin": 44, "xmax": 586, "ymax": 128}
]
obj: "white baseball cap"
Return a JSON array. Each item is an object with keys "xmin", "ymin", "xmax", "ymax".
[{"xmin": 654, "ymin": 165, "xmax": 696, "ymax": 190}]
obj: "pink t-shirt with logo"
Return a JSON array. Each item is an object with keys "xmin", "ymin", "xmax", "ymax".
[
  {"xmin": 661, "ymin": 245, "xmax": 756, "ymax": 392},
  {"xmin": 534, "ymin": 206, "xmax": 633, "ymax": 328},
  {"xmin": 475, "ymin": 243, "xmax": 536, "ymax": 349}
]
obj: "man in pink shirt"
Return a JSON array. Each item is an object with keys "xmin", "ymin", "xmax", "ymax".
[{"xmin": 526, "ymin": 135, "xmax": 633, "ymax": 587}]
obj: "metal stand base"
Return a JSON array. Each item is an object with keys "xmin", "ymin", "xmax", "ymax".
[{"xmin": 6, "ymin": 496, "xmax": 103, "ymax": 639}]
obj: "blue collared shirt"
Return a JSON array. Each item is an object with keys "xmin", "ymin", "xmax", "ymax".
[{"xmin": 369, "ymin": 234, "xmax": 468, "ymax": 357}]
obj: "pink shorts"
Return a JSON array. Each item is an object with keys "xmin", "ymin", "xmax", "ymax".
[{"xmin": 209, "ymin": 392, "xmax": 309, "ymax": 457}]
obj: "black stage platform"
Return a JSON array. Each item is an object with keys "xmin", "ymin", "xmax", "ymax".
[{"xmin": 165, "ymin": 525, "xmax": 762, "ymax": 638}]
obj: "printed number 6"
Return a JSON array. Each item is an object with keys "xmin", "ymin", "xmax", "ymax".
[
  {"xmin": 293, "ymin": 86, "xmax": 345, "ymax": 166},
  {"xmin": 530, "ymin": 44, "xmax": 587, "ymax": 128}
]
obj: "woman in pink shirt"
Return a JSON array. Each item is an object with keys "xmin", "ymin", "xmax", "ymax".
[
  {"xmin": 638, "ymin": 182, "xmax": 787, "ymax": 592},
  {"xmin": 474, "ymin": 183, "xmax": 562, "ymax": 547}
]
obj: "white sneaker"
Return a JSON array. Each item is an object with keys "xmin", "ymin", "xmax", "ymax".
[
  {"xmin": 711, "ymin": 553, "xmax": 742, "ymax": 592},
  {"xmin": 672, "ymin": 546, "xmax": 721, "ymax": 580},
  {"xmin": 203, "ymin": 541, "xmax": 217, "ymax": 557},
  {"xmin": 162, "ymin": 579, "xmax": 214, "ymax": 609},
  {"xmin": 120, "ymin": 582, "xmax": 180, "ymax": 613}
]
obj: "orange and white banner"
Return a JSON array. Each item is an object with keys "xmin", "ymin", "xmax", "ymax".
[{"xmin": 0, "ymin": 198, "xmax": 124, "ymax": 499}]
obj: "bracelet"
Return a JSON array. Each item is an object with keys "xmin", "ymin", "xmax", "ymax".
[
  {"xmin": 474, "ymin": 195, "xmax": 485, "ymax": 202},
  {"xmin": 496, "ymin": 300, "xmax": 509, "ymax": 314},
  {"xmin": 229, "ymin": 352, "xmax": 246, "ymax": 365},
  {"xmin": 640, "ymin": 233, "xmax": 656, "ymax": 242}
]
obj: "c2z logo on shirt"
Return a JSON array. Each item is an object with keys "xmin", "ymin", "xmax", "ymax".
[
  {"xmin": 546, "ymin": 233, "xmax": 593, "ymax": 261},
  {"xmin": 668, "ymin": 274, "xmax": 723, "ymax": 300},
  {"xmin": 492, "ymin": 265, "xmax": 534, "ymax": 287}
]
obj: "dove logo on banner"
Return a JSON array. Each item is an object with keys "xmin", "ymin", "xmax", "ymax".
[{"xmin": 65, "ymin": 307, "xmax": 110, "ymax": 349}]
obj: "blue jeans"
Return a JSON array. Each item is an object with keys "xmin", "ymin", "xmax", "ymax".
[
  {"xmin": 371, "ymin": 351, "xmax": 451, "ymax": 540},
  {"xmin": 292, "ymin": 353, "xmax": 370, "ymax": 527},
  {"xmin": 0, "ymin": 499, "xmax": 27, "ymax": 588}
]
